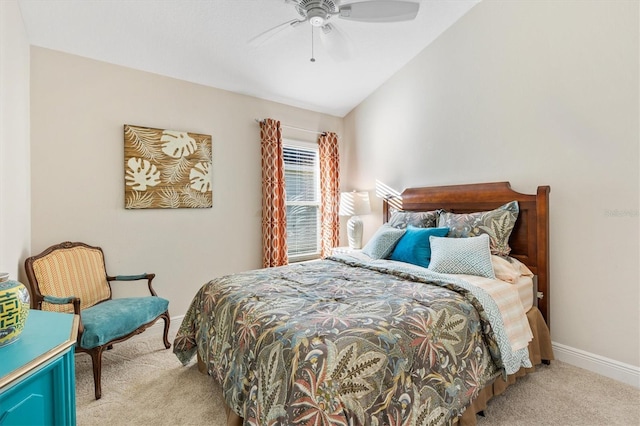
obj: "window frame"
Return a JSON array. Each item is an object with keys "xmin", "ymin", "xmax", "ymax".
[{"xmin": 283, "ymin": 138, "xmax": 321, "ymax": 263}]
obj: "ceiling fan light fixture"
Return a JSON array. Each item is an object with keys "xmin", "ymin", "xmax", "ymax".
[
  {"xmin": 249, "ymin": 0, "xmax": 420, "ymax": 61},
  {"xmin": 307, "ymin": 8, "xmax": 328, "ymax": 27}
]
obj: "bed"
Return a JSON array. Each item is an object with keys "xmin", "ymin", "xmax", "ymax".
[{"xmin": 173, "ymin": 181, "xmax": 553, "ymax": 425}]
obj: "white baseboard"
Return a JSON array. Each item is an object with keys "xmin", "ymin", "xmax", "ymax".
[
  {"xmin": 129, "ymin": 314, "xmax": 185, "ymax": 340},
  {"xmin": 552, "ymin": 341, "xmax": 640, "ymax": 388}
]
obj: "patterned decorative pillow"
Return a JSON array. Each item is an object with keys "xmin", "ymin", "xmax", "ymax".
[
  {"xmin": 361, "ymin": 225, "xmax": 406, "ymax": 259},
  {"xmin": 428, "ymin": 234, "xmax": 496, "ymax": 278},
  {"xmin": 437, "ymin": 201, "xmax": 519, "ymax": 256},
  {"xmin": 387, "ymin": 210, "xmax": 440, "ymax": 229},
  {"xmin": 389, "ymin": 226, "xmax": 449, "ymax": 268}
]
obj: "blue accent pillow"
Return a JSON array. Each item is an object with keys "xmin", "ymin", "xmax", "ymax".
[
  {"xmin": 362, "ymin": 225, "xmax": 406, "ymax": 259},
  {"xmin": 428, "ymin": 234, "xmax": 496, "ymax": 278},
  {"xmin": 389, "ymin": 226, "xmax": 449, "ymax": 268}
]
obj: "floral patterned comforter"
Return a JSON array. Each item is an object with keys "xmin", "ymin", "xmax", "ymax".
[{"xmin": 173, "ymin": 257, "xmax": 505, "ymax": 426}]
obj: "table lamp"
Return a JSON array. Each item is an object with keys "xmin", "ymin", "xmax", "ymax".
[{"xmin": 339, "ymin": 191, "xmax": 371, "ymax": 249}]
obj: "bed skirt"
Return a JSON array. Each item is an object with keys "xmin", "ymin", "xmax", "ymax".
[
  {"xmin": 200, "ymin": 306, "xmax": 553, "ymax": 426},
  {"xmin": 457, "ymin": 306, "xmax": 554, "ymax": 425}
]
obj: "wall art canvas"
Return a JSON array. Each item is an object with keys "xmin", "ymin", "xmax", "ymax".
[{"xmin": 124, "ymin": 124, "xmax": 212, "ymax": 209}]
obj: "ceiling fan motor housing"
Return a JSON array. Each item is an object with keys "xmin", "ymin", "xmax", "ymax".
[{"xmin": 296, "ymin": 0, "xmax": 339, "ymax": 26}]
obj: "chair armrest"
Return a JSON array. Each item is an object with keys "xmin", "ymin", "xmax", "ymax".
[
  {"xmin": 108, "ymin": 273, "xmax": 158, "ymax": 296},
  {"xmin": 42, "ymin": 295, "xmax": 82, "ymax": 315},
  {"xmin": 42, "ymin": 296, "xmax": 84, "ymax": 335},
  {"xmin": 112, "ymin": 273, "xmax": 151, "ymax": 281}
]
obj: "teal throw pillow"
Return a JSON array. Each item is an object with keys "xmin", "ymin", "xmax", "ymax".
[
  {"xmin": 362, "ymin": 225, "xmax": 406, "ymax": 259},
  {"xmin": 389, "ymin": 226, "xmax": 449, "ymax": 268}
]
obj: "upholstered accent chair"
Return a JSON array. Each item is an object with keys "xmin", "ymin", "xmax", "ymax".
[{"xmin": 24, "ymin": 241, "xmax": 171, "ymax": 399}]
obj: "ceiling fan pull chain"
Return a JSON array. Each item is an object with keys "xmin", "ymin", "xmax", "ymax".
[{"xmin": 310, "ymin": 26, "xmax": 316, "ymax": 62}]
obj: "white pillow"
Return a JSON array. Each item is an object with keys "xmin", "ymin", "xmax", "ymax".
[
  {"xmin": 428, "ymin": 234, "xmax": 496, "ymax": 278},
  {"xmin": 361, "ymin": 225, "xmax": 406, "ymax": 259}
]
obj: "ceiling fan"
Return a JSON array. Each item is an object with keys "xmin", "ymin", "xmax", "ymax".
[{"xmin": 249, "ymin": 0, "xmax": 421, "ymax": 61}]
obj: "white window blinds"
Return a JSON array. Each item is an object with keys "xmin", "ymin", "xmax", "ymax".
[{"xmin": 283, "ymin": 141, "xmax": 320, "ymax": 260}]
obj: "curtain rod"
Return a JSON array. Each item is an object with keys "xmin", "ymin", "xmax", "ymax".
[{"xmin": 255, "ymin": 119, "xmax": 327, "ymax": 136}]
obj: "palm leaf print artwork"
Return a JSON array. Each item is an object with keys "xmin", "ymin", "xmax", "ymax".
[{"xmin": 124, "ymin": 124, "xmax": 212, "ymax": 209}]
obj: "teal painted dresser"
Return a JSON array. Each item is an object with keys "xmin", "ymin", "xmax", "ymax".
[{"xmin": 0, "ymin": 310, "xmax": 79, "ymax": 425}]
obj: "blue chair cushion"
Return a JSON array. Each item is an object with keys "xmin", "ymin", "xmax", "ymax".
[{"xmin": 80, "ymin": 297, "xmax": 169, "ymax": 349}]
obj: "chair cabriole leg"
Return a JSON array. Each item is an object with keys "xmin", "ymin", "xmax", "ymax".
[
  {"xmin": 89, "ymin": 347, "xmax": 105, "ymax": 400},
  {"xmin": 162, "ymin": 311, "xmax": 171, "ymax": 349}
]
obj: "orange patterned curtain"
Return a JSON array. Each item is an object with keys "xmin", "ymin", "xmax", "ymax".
[
  {"xmin": 260, "ymin": 119, "xmax": 288, "ymax": 267},
  {"xmin": 318, "ymin": 132, "xmax": 340, "ymax": 257}
]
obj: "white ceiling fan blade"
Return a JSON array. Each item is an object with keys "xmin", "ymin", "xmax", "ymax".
[
  {"xmin": 319, "ymin": 24, "xmax": 354, "ymax": 62},
  {"xmin": 339, "ymin": 1, "xmax": 420, "ymax": 23},
  {"xmin": 248, "ymin": 19, "xmax": 303, "ymax": 47}
]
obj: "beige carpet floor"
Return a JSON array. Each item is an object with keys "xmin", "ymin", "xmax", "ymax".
[{"xmin": 76, "ymin": 331, "xmax": 640, "ymax": 426}]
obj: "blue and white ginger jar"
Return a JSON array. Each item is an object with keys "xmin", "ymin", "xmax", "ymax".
[{"xmin": 0, "ymin": 277, "xmax": 30, "ymax": 347}]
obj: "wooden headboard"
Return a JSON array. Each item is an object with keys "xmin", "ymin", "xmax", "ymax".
[{"xmin": 382, "ymin": 182, "xmax": 551, "ymax": 326}]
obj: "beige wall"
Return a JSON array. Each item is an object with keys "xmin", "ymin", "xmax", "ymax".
[
  {"xmin": 30, "ymin": 47, "xmax": 342, "ymax": 316},
  {"xmin": 0, "ymin": 0, "xmax": 31, "ymax": 281},
  {"xmin": 344, "ymin": 0, "xmax": 639, "ymax": 368},
  {"xmin": 21, "ymin": 0, "xmax": 640, "ymax": 384}
]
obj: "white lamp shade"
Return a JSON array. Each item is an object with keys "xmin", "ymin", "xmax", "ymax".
[{"xmin": 339, "ymin": 191, "xmax": 371, "ymax": 217}]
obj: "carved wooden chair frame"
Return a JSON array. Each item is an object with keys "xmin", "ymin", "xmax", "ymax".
[{"xmin": 25, "ymin": 241, "xmax": 171, "ymax": 399}]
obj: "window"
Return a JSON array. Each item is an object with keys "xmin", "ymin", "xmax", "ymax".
[{"xmin": 283, "ymin": 140, "xmax": 320, "ymax": 261}]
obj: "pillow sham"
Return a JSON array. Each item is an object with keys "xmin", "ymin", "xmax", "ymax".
[
  {"xmin": 438, "ymin": 201, "xmax": 519, "ymax": 256},
  {"xmin": 491, "ymin": 255, "xmax": 520, "ymax": 283},
  {"xmin": 428, "ymin": 234, "xmax": 496, "ymax": 278},
  {"xmin": 512, "ymin": 256, "xmax": 534, "ymax": 277},
  {"xmin": 361, "ymin": 225, "xmax": 406, "ymax": 260},
  {"xmin": 389, "ymin": 226, "xmax": 449, "ymax": 268},
  {"xmin": 387, "ymin": 210, "xmax": 440, "ymax": 229}
]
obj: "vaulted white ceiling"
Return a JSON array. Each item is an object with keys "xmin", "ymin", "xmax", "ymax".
[{"xmin": 17, "ymin": 0, "xmax": 479, "ymax": 117}]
